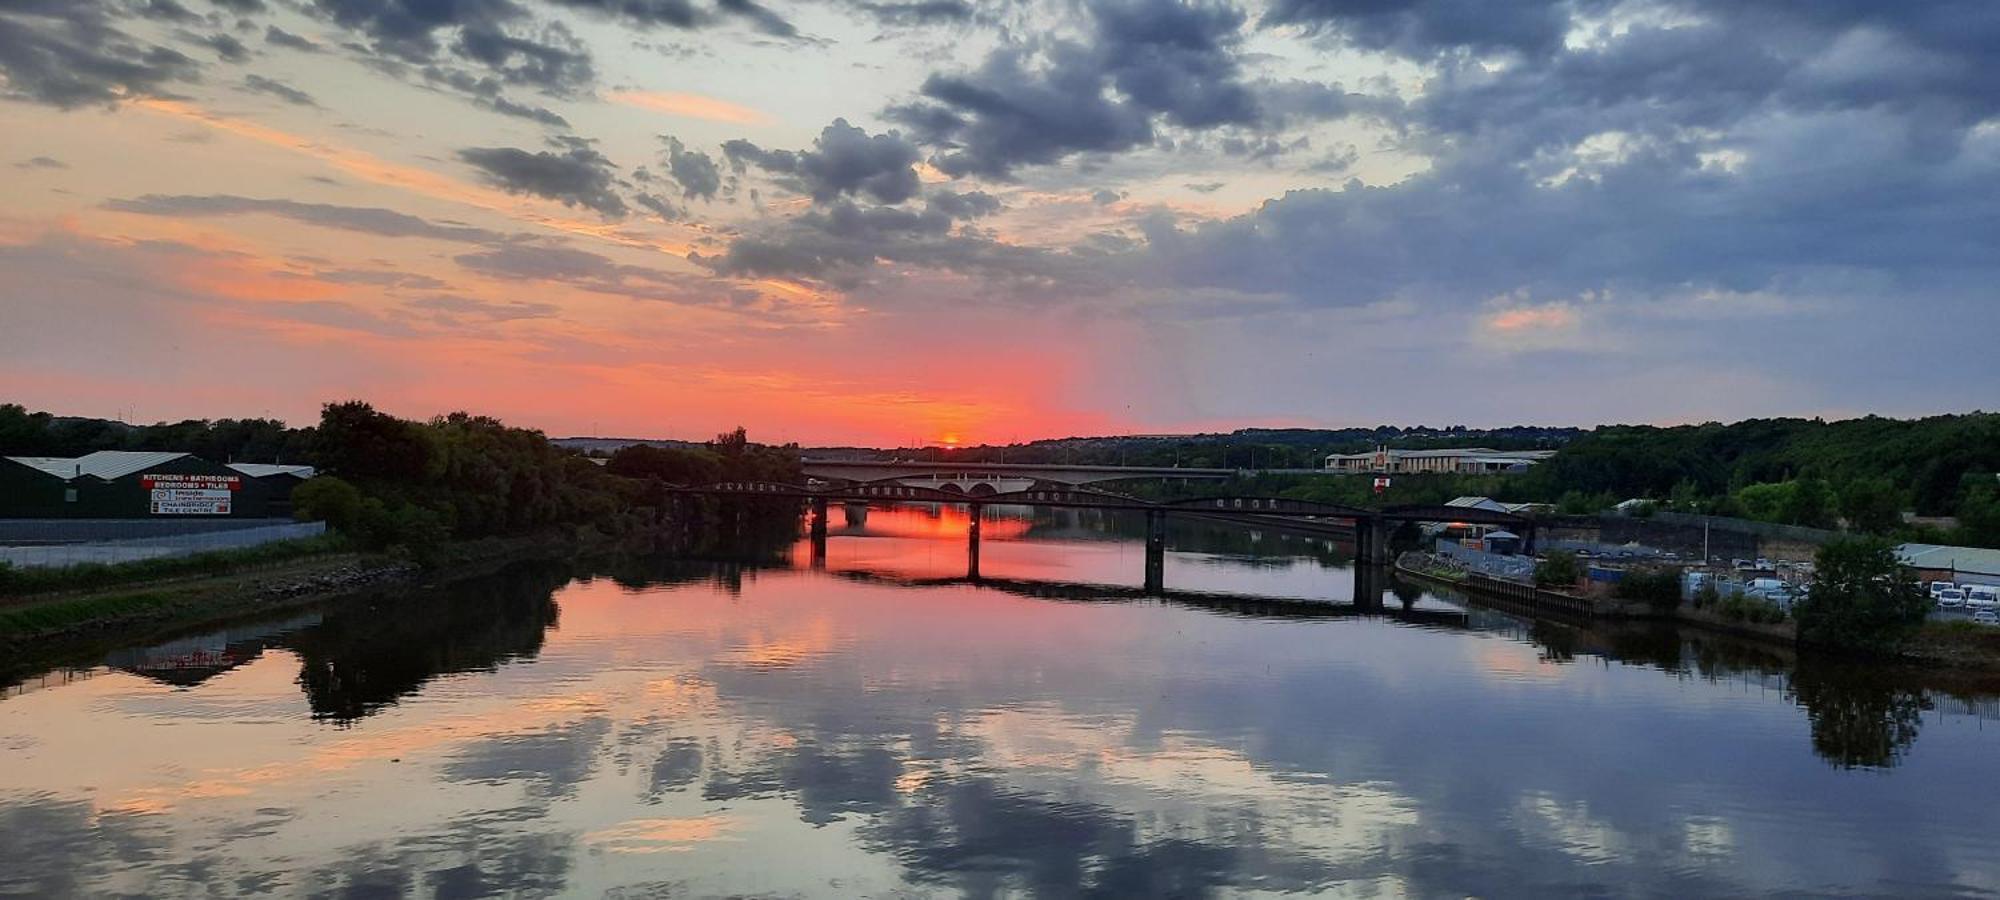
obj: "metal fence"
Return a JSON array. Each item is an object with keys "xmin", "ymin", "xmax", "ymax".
[
  {"xmin": 1432, "ymin": 540, "xmax": 1536, "ymax": 583},
  {"xmin": 0, "ymin": 521, "xmax": 327, "ymax": 569}
]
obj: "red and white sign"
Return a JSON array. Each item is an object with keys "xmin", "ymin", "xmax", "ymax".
[
  {"xmin": 1373, "ymin": 477, "xmax": 1392, "ymax": 494},
  {"xmin": 141, "ymin": 473, "xmax": 241, "ymax": 491},
  {"xmin": 150, "ymin": 489, "xmax": 232, "ymax": 515}
]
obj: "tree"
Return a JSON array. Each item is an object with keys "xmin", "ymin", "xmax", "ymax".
[
  {"xmin": 1616, "ymin": 568, "xmax": 1682, "ymax": 611},
  {"xmin": 1836, "ymin": 477, "xmax": 1902, "ymax": 534},
  {"xmin": 292, "ymin": 475, "xmax": 365, "ymax": 533},
  {"xmin": 1795, "ymin": 537, "xmax": 1928, "ymax": 653},
  {"xmin": 1535, "ymin": 550, "xmax": 1581, "ymax": 587}
]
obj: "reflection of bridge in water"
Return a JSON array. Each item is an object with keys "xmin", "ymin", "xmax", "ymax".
[
  {"xmin": 833, "ymin": 569, "xmax": 1471, "ymax": 627},
  {"xmin": 671, "ymin": 477, "xmax": 1537, "ymax": 599}
]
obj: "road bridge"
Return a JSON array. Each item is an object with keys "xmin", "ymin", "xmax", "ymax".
[{"xmin": 668, "ymin": 480, "xmax": 1537, "ymax": 600}]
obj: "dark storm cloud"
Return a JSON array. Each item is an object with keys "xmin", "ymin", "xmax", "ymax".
[
  {"xmin": 660, "ymin": 135, "xmax": 721, "ymax": 200},
  {"xmin": 633, "ymin": 191, "xmax": 682, "ymax": 220},
  {"xmin": 724, "ymin": 118, "xmax": 921, "ymax": 204},
  {"xmin": 103, "ymin": 194, "xmax": 510, "ymax": 243},
  {"xmin": 0, "ymin": 4, "xmax": 203, "ymax": 108},
  {"xmin": 242, "ymin": 73, "xmax": 318, "ymax": 105},
  {"xmin": 138, "ymin": 0, "xmax": 202, "ymax": 24},
  {"xmin": 263, "ymin": 24, "xmax": 320, "ymax": 51},
  {"xmin": 459, "ymin": 139, "xmax": 628, "ymax": 218},
  {"xmin": 888, "ymin": 0, "xmax": 1264, "ymax": 177}
]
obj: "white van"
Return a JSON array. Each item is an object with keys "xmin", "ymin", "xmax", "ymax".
[
  {"xmin": 1930, "ymin": 581, "xmax": 1959, "ymax": 599},
  {"xmin": 1937, "ymin": 588, "xmax": 1967, "ymax": 609},
  {"xmin": 1965, "ymin": 585, "xmax": 1999, "ymax": 610}
]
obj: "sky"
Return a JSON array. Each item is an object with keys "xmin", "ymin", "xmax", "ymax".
[{"xmin": 1, "ymin": 0, "xmax": 1996, "ymax": 446}]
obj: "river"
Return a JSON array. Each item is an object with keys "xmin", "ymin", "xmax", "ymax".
[{"xmin": 3, "ymin": 505, "xmax": 1998, "ymax": 897}]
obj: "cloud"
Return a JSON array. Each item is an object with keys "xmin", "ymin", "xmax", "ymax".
[
  {"xmin": 459, "ymin": 139, "xmax": 629, "ymax": 218},
  {"xmin": 14, "ymin": 155, "xmax": 67, "ymax": 170},
  {"xmin": 849, "ymin": 1, "xmax": 972, "ymax": 26},
  {"xmin": 197, "ymin": 31, "xmax": 252, "ymax": 63},
  {"xmin": 659, "ymin": 136, "xmax": 722, "ymax": 200},
  {"xmin": 887, "ymin": 0, "xmax": 1265, "ymax": 178},
  {"xmin": 242, "ymin": 73, "xmax": 319, "ymax": 106},
  {"xmin": 607, "ymin": 90, "xmax": 770, "ymax": 125},
  {"xmin": 0, "ymin": 4, "xmax": 203, "ymax": 108},
  {"xmin": 1262, "ymin": 0, "xmax": 1578, "ymax": 59},
  {"xmin": 103, "ymin": 194, "xmax": 510, "ymax": 243},
  {"xmin": 724, "ymin": 118, "xmax": 920, "ymax": 205},
  {"xmin": 263, "ymin": 25, "xmax": 320, "ymax": 52},
  {"xmin": 407, "ymin": 294, "xmax": 561, "ymax": 321}
]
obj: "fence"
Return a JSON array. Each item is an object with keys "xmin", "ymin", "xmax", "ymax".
[
  {"xmin": 1432, "ymin": 540, "xmax": 1536, "ymax": 583},
  {"xmin": 0, "ymin": 521, "xmax": 327, "ymax": 569}
]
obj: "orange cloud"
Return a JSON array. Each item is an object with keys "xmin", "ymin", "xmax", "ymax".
[
  {"xmin": 1486, "ymin": 305, "xmax": 1579, "ymax": 332},
  {"xmin": 607, "ymin": 91, "xmax": 773, "ymax": 125}
]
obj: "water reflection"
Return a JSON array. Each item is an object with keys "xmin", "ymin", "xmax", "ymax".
[{"xmin": 1, "ymin": 507, "xmax": 1998, "ymax": 896}]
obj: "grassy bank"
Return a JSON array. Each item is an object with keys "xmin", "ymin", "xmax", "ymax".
[{"xmin": 0, "ymin": 534, "xmax": 352, "ymax": 601}]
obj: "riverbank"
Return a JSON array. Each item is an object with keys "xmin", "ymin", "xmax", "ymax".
[
  {"xmin": 1395, "ymin": 554, "xmax": 2000, "ymax": 672},
  {"xmin": 0, "ymin": 527, "xmax": 654, "ymax": 661}
]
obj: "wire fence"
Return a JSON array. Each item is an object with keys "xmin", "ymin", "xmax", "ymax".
[
  {"xmin": 1432, "ymin": 540, "xmax": 1536, "ymax": 583},
  {"xmin": 0, "ymin": 521, "xmax": 327, "ymax": 570}
]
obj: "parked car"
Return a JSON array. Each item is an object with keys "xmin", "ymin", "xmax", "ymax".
[
  {"xmin": 1974, "ymin": 609, "xmax": 1999, "ymax": 626},
  {"xmin": 1937, "ymin": 588, "xmax": 1967, "ymax": 609}
]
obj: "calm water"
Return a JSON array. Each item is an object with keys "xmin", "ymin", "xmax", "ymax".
[{"xmin": 4, "ymin": 506, "xmax": 2000, "ymax": 898}]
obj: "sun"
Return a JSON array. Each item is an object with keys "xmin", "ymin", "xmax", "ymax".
[{"xmin": 939, "ymin": 433, "xmax": 962, "ymax": 447}]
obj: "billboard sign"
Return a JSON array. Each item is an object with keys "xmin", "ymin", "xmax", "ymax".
[
  {"xmin": 1373, "ymin": 477, "xmax": 1392, "ymax": 494},
  {"xmin": 144, "ymin": 473, "xmax": 239, "ymax": 515}
]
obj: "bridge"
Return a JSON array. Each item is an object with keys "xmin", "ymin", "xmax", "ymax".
[
  {"xmin": 667, "ymin": 479, "xmax": 1537, "ymax": 599},
  {"xmin": 800, "ymin": 459, "xmax": 1234, "ymax": 494}
]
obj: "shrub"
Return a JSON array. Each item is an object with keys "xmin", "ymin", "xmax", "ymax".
[
  {"xmin": 293, "ymin": 475, "xmax": 365, "ymax": 533},
  {"xmin": 1617, "ymin": 567, "xmax": 1682, "ymax": 610},
  {"xmin": 1717, "ymin": 592, "xmax": 1787, "ymax": 624},
  {"xmin": 1536, "ymin": 550, "xmax": 1581, "ymax": 587},
  {"xmin": 1692, "ymin": 581, "xmax": 1720, "ymax": 609}
]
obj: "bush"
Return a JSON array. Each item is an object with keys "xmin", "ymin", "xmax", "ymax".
[
  {"xmin": 1692, "ymin": 581, "xmax": 1721, "ymax": 609},
  {"xmin": 1617, "ymin": 567, "xmax": 1682, "ymax": 610},
  {"xmin": 1717, "ymin": 592, "xmax": 1787, "ymax": 624},
  {"xmin": 293, "ymin": 475, "xmax": 365, "ymax": 532},
  {"xmin": 1535, "ymin": 550, "xmax": 1581, "ymax": 587}
]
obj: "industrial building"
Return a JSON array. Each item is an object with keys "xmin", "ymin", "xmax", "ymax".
[
  {"xmin": 0, "ymin": 451, "xmax": 276, "ymax": 519},
  {"xmin": 1324, "ymin": 446, "xmax": 1557, "ymax": 475}
]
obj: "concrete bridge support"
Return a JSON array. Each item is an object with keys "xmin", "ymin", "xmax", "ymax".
[
  {"xmin": 1143, "ymin": 509, "xmax": 1167, "ymax": 595},
  {"xmin": 1353, "ymin": 562, "xmax": 1386, "ymax": 611},
  {"xmin": 809, "ymin": 497, "xmax": 828, "ymax": 569},
  {"xmin": 967, "ymin": 503, "xmax": 983, "ymax": 581}
]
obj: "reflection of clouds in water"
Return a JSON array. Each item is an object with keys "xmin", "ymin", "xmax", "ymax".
[
  {"xmin": 442, "ymin": 715, "xmax": 614, "ymax": 800},
  {"xmin": 584, "ymin": 814, "xmax": 738, "ymax": 853},
  {"xmin": 0, "ymin": 794, "xmax": 171, "ymax": 897}
]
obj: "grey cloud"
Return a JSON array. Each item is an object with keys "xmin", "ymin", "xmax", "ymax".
[
  {"xmin": 138, "ymin": 0, "xmax": 203, "ymax": 24},
  {"xmin": 850, "ymin": 1, "xmax": 972, "ymax": 26},
  {"xmin": 660, "ymin": 135, "xmax": 721, "ymax": 200},
  {"xmin": 459, "ymin": 140, "xmax": 628, "ymax": 218},
  {"xmin": 0, "ymin": 5, "xmax": 203, "ymax": 108},
  {"xmin": 208, "ymin": 0, "xmax": 267, "ymax": 11},
  {"xmin": 925, "ymin": 189, "xmax": 1000, "ymax": 219},
  {"xmin": 633, "ymin": 192, "xmax": 682, "ymax": 221},
  {"xmin": 715, "ymin": 0, "xmax": 797, "ymax": 38},
  {"xmin": 889, "ymin": 0, "xmax": 1264, "ymax": 178},
  {"xmin": 1185, "ymin": 181, "xmax": 1223, "ymax": 193},
  {"xmin": 198, "ymin": 30, "xmax": 250, "ymax": 62},
  {"xmin": 724, "ymin": 118, "xmax": 920, "ymax": 205},
  {"xmin": 454, "ymin": 243, "xmax": 783, "ymax": 311},
  {"xmin": 1262, "ymin": 0, "xmax": 1583, "ymax": 59},
  {"xmin": 242, "ymin": 73, "xmax": 317, "ymax": 105},
  {"xmin": 103, "ymin": 194, "xmax": 509, "ymax": 243},
  {"xmin": 263, "ymin": 24, "xmax": 320, "ymax": 51},
  {"xmin": 15, "ymin": 156, "xmax": 67, "ymax": 169}
]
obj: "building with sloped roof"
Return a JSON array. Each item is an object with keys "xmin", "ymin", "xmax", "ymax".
[{"xmin": 0, "ymin": 451, "xmax": 270, "ymax": 519}]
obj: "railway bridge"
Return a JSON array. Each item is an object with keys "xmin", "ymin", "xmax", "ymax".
[{"xmin": 669, "ymin": 479, "xmax": 1535, "ymax": 599}]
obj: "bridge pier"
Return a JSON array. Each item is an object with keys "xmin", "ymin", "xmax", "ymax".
[
  {"xmin": 1143, "ymin": 509, "xmax": 1166, "ymax": 595},
  {"xmin": 1353, "ymin": 560, "xmax": 1386, "ymax": 611},
  {"xmin": 809, "ymin": 497, "xmax": 828, "ymax": 569},
  {"xmin": 967, "ymin": 502, "xmax": 983, "ymax": 581}
]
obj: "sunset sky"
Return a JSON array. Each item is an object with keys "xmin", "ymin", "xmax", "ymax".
[{"xmin": 3, "ymin": 1, "xmax": 1996, "ymax": 445}]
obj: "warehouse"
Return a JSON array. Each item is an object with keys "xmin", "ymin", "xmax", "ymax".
[
  {"xmin": 227, "ymin": 463, "xmax": 317, "ymax": 517},
  {"xmin": 0, "ymin": 451, "xmax": 271, "ymax": 519}
]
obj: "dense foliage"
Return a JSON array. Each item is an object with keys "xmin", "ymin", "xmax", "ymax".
[
  {"xmin": 1616, "ymin": 568, "xmax": 1682, "ymax": 610},
  {"xmin": 0, "ymin": 403, "xmax": 311, "ymax": 462},
  {"xmin": 1795, "ymin": 537, "xmax": 1930, "ymax": 653},
  {"xmin": 1535, "ymin": 551, "xmax": 1581, "ymax": 587}
]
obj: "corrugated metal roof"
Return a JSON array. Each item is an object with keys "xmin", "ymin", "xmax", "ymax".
[
  {"xmin": 72, "ymin": 451, "xmax": 190, "ymax": 481},
  {"xmin": 1446, "ymin": 496, "xmax": 1511, "ymax": 512},
  {"xmin": 1901, "ymin": 543, "xmax": 2000, "ymax": 580},
  {"xmin": 3, "ymin": 456, "xmax": 81, "ymax": 479},
  {"xmin": 228, "ymin": 463, "xmax": 316, "ymax": 479}
]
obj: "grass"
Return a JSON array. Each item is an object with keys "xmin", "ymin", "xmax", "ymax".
[
  {"xmin": 0, "ymin": 534, "xmax": 351, "ymax": 599},
  {"xmin": 0, "ymin": 590, "xmax": 186, "ymax": 635}
]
